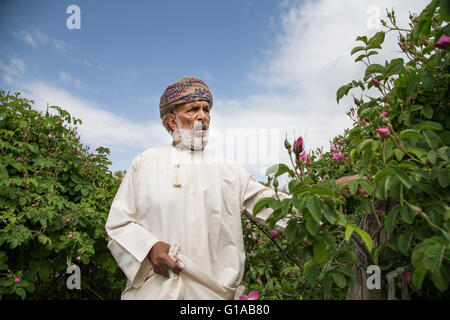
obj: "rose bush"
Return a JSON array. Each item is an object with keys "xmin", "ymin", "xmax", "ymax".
[
  {"xmin": 244, "ymin": 0, "xmax": 449, "ymax": 299},
  {"xmin": 0, "ymin": 91, "xmax": 125, "ymax": 299}
]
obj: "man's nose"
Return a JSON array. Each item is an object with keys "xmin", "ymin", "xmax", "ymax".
[{"xmin": 196, "ymin": 108, "xmax": 209, "ymax": 121}]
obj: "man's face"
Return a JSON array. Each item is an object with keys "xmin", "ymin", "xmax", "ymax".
[{"xmin": 167, "ymin": 100, "xmax": 211, "ymax": 150}]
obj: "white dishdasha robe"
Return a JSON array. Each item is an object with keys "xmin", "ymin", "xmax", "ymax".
[{"xmin": 105, "ymin": 144, "xmax": 288, "ymax": 300}]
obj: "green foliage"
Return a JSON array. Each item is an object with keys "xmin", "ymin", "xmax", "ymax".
[
  {"xmin": 243, "ymin": 0, "xmax": 449, "ymax": 299},
  {"xmin": 0, "ymin": 91, "xmax": 125, "ymax": 299}
]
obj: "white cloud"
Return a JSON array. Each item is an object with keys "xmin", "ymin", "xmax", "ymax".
[
  {"xmin": 17, "ymin": 81, "xmax": 171, "ymax": 171},
  {"xmin": 13, "ymin": 30, "xmax": 37, "ymax": 47},
  {"xmin": 12, "ymin": 29, "xmax": 67, "ymax": 51},
  {"xmin": 0, "ymin": 57, "xmax": 25, "ymax": 77},
  {"xmin": 213, "ymin": 0, "xmax": 429, "ymax": 181},
  {"xmin": 59, "ymin": 71, "xmax": 82, "ymax": 89}
]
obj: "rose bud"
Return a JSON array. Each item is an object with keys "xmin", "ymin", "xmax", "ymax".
[
  {"xmin": 434, "ymin": 34, "xmax": 450, "ymax": 49},
  {"xmin": 293, "ymin": 137, "xmax": 304, "ymax": 157},
  {"xmin": 376, "ymin": 128, "xmax": 390, "ymax": 136}
]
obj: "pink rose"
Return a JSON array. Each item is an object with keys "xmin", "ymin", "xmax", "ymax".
[
  {"xmin": 332, "ymin": 152, "xmax": 343, "ymax": 162},
  {"xmin": 77, "ymin": 256, "xmax": 81, "ymax": 261},
  {"xmin": 15, "ymin": 278, "xmax": 20, "ymax": 283},
  {"xmin": 35, "ymin": 170, "xmax": 39, "ymax": 175},
  {"xmin": 381, "ymin": 111, "xmax": 388, "ymax": 115},
  {"xmin": 271, "ymin": 230, "xmax": 278, "ymax": 238},
  {"xmin": 330, "ymin": 146, "xmax": 336, "ymax": 153},
  {"xmin": 23, "ymin": 173, "xmax": 27, "ymax": 178},
  {"xmin": 66, "ymin": 218, "xmax": 70, "ymax": 222},
  {"xmin": 405, "ymin": 271, "xmax": 411, "ymax": 283},
  {"xmin": 17, "ymin": 157, "xmax": 22, "ymax": 162},
  {"xmin": 293, "ymin": 137, "xmax": 304, "ymax": 155},
  {"xmin": 372, "ymin": 78, "xmax": 379, "ymax": 87},
  {"xmin": 434, "ymin": 34, "xmax": 450, "ymax": 49},
  {"xmin": 376, "ymin": 128, "xmax": 390, "ymax": 136},
  {"xmin": 239, "ymin": 291, "xmax": 259, "ymax": 300},
  {"xmin": 67, "ymin": 234, "xmax": 73, "ymax": 239},
  {"xmin": 84, "ymin": 162, "xmax": 87, "ymax": 167},
  {"xmin": 300, "ymin": 151, "xmax": 306, "ymax": 162}
]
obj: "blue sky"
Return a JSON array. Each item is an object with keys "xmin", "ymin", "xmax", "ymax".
[{"xmin": 0, "ymin": 0, "xmax": 428, "ymax": 182}]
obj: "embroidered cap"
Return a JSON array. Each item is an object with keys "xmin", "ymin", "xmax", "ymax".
[{"xmin": 159, "ymin": 76, "xmax": 213, "ymax": 119}]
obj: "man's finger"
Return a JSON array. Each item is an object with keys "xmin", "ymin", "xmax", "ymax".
[
  {"xmin": 163, "ymin": 256, "xmax": 182, "ymax": 273},
  {"xmin": 170, "ymin": 260, "xmax": 183, "ymax": 273}
]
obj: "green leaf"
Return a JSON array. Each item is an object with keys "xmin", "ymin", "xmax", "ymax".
[
  {"xmin": 306, "ymin": 214, "xmax": 319, "ymax": 236},
  {"xmin": 394, "ymin": 169, "xmax": 412, "ymax": 189},
  {"xmin": 385, "ymin": 207, "xmax": 399, "ymax": 233},
  {"xmin": 0, "ymin": 251, "xmax": 7, "ymax": 264},
  {"xmin": 364, "ymin": 64, "xmax": 385, "ymax": 77},
  {"xmin": 428, "ymin": 150, "xmax": 437, "ymax": 164},
  {"xmin": 368, "ymin": 31, "xmax": 385, "ymax": 47},
  {"xmin": 397, "ymin": 231, "xmax": 414, "ymax": 256},
  {"xmin": 332, "ymin": 272, "xmax": 347, "ymax": 288},
  {"xmin": 400, "ymin": 129, "xmax": 422, "ymax": 140},
  {"xmin": 345, "ymin": 224, "xmax": 355, "ymax": 242},
  {"xmin": 347, "ymin": 180, "xmax": 358, "ymax": 195},
  {"xmin": 355, "ymin": 228, "xmax": 373, "ymax": 253},
  {"xmin": 415, "ymin": 121, "xmax": 443, "ymax": 131},
  {"xmin": 440, "ymin": 0, "xmax": 450, "ymax": 21},
  {"xmin": 266, "ymin": 163, "xmax": 291, "ymax": 177},
  {"xmin": 310, "ymin": 185, "xmax": 335, "ymax": 196},
  {"xmin": 350, "ymin": 148, "xmax": 357, "ymax": 163},
  {"xmin": 411, "ymin": 264, "xmax": 428, "ymax": 290},
  {"xmin": 384, "ymin": 58, "xmax": 404, "ymax": 77},
  {"xmin": 304, "ymin": 261, "xmax": 317, "ymax": 286},
  {"xmin": 355, "ymin": 53, "xmax": 367, "ymax": 63},
  {"xmin": 313, "ymin": 241, "xmax": 327, "ymax": 264},
  {"xmin": 323, "ymin": 205, "xmax": 337, "ymax": 225},
  {"xmin": 306, "ymin": 196, "xmax": 322, "ymax": 224},
  {"xmin": 394, "ymin": 149, "xmax": 404, "ymax": 161},
  {"xmin": 431, "ymin": 267, "xmax": 449, "ymax": 292},
  {"xmin": 438, "ymin": 146, "xmax": 449, "ymax": 161},
  {"xmin": 358, "ymin": 180, "xmax": 373, "ymax": 195},
  {"xmin": 253, "ymin": 198, "xmax": 271, "ymax": 216},
  {"xmin": 336, "ymin": 83, "xmax": 353, "ymax": 103},
  {"xmin": 423, "ymin": 130, "xmax": 440, "ymax": 149},
  {"xmin": 356, "ymin": 35, "xmax": 368, "ymax": 44},
  {"xmin": 351, "ymin": 46, "xmax": 366, "ymax": 55},
  {"xmin": 423, "ymin": 243, "xmax": 444, "ymax": 271},
  {"xmin": 400, "ymin": 206, "xmax": 414, "ymax": 224},
  {"xmin": 421, "ymin": 104, "xmax": 433, "ymax": 118},
  {"xmin": 406, "ymin": 146, "xmax": 428, "ymax": 163},
  {"xmin": 357, "ymin": 139, "xmax": 374, "ymax": 153},
  {"xmin": 15, "ymin": 287, "xmax": 26, "ymax": 300},
  {"xmin": 412, "ymin": 241, "xmax": 435, "ymax": 267}
]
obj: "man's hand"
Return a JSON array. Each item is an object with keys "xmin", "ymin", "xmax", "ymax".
[
  {"xmin": 335, "ymin": 174, "xmax": 369, "ymax": 197},
  {"xmin": 148, "ymin": 241, "xmax": 183, "ymax": 277}
]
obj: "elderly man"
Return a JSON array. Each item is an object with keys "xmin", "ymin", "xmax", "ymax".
[{"xmin": 105, "ymin": 76, "xmax": 288, "ymax": 300}]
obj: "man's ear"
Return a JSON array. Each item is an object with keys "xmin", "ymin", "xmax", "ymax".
[{"xmin": 166, "ymin": 113, "xmax": 178, "ymax": 132}]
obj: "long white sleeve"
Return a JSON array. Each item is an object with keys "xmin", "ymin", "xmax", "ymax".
[
  {"xmin": 105, "ymin": 156, "xmax": 160, "ymax": 288},
  {"xmin": 239, "ymin": 168, "xmax": 291, "ymax": 231}
]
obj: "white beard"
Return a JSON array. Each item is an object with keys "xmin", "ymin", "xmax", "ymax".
[{"xmin": 173, "ymin": 116, "xmax": 209, "ymax": 151}]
